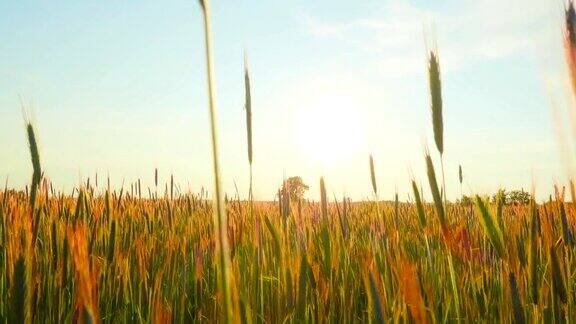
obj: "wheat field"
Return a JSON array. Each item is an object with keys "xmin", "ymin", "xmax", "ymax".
[{"xmin": 3, "ymin": 169, "xmax": 576, "ymax": 323}]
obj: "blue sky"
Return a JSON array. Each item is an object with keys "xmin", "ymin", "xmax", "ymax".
[{"xmin": 0, "ymin": 0, "xmax": 571, "ymax": 201}]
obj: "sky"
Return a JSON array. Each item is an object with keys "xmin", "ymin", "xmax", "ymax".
[{"xmin": 0, "ymin": 0, "xmax": 572, "ymax": 201}]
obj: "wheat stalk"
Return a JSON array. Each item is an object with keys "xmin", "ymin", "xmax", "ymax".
[
  {"xmin": 475, "ymin": 195, "xmax": 506, "ymax": 259},
  {"xmin": 11, "ymin": 255, "xmax": 29, "ymax": 324},
  {"xmin": 367, "ymin": 271, "xmax": 385, "ymax": 324},
  {"xmin": 565, "ymin": 1, "xmax": 576, "ymax": 96},
  {"xmin": 197, "ymin": 0, "xmax": 234, "ymax": 322},
  {"xmin": 244, "ymin": 52, "xmax": 254, "ymax": 202},
  {"xmin": 550, "ymin": 244, "xmax": 568, "ymax": 304},
  {"xmin": 425, "ymin": 150, "xmax": 447, "ymax": 233},
  {"xmin": 428, "ymin": 50, "xmax": 448, "ymax": 207},
  {"xmin": 25, "ymin": 122, "xmax": 41, "ymax": 211},
  {"xmin": 458, "ymin": 164, "xmax": 463, "ymax": 200},
  {"xmin": 320, "ymin": 177, "xmax": 328, "ymax": 221},
  {"xmin": 411, "ymin": 180, "xmax": 427, "ymax": 228},
  {"xmin": 528, "ymin": 199, "xmax": 540, "ymax": 304},
  {"xmin": 369, "ymin": 155, "xmax": 377, "ymax": 196},
  {"xmin": 428, "ymin": 50, "xmax": 443, "ymax": 156}
]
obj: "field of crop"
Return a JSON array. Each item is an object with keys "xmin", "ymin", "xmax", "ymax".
[
  {"xmin": 4, "ymin": 123, "xmax": 576, "ymax": 322},
  {"xmin": 5, "ymin": 0, "xmax": 576, "ymax": 323},
  {"xmin": 2, "ymin": 175, "xmax": 576, "ymax": 323}
]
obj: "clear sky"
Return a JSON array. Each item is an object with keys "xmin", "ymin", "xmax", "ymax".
[{"xmin": 0, "ymin": 0, "xmax": 572, "ymax": 201}]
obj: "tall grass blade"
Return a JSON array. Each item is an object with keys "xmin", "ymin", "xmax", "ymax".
[
  {"xmin": 367, "ymin": 271, "xmax": 385, "ymax": 324},
  {"xmin": 10, "ymin": 255, "xmax": 29, "ymax": 324},
  {"xmin": 411, "ymin": 180, "xmax": 427, "ymax": 228},
  {"xmin": 475, "ymin": 195, "xmax": 506, "ymax": 259},
  {"xmin": 550, "ymin": 245, "xmax": 567, "ymax": 304},
  {"xmin": 107, "ymin": 220, "xmax": 116, "ymax": 264},
  {"xmin": 529, "ymin": 199, "xmax": 540, "ymax": 304},
  {"xmin": 198, "ymin": 0, "xmax": 234, "ymax": 321},
  {"xmin": 425, "ymin": 152, "xmax": 447, "ymax": 232},
  {"xmin": 296, "ymin": 255, "xmax": 309, "ymax": 319},
  {"xmin": 509, "ymin": 271, "xmax": 525, "ymax": 324},
  {"xmin": 447, "ymin": 252, "xmax": 460, "ymax": 321},
  {"xmin": 558, "ymin": 200, "xmax": 573, "ymax": 245}
]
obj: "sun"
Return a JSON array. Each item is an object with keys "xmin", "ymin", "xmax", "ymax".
[{"xmin": 296, "ymin": 93, "xmax": 366, "ymax": 167}]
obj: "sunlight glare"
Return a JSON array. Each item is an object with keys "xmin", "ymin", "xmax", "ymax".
[{"xmin": 296, "ymin": 93, "xmax": 366, "ymax": 167}]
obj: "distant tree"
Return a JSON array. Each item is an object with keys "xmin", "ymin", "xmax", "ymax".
[
  {"xmin": 458, "ymin": 195, "xmax": 473, "ymax": 205},
  {"xmin": 281, "ymin": 177, "xmax": 309, "ymax": 201},
  {"xmin": 490, "ymin": 189, "xmax": 530, "ymax": 205},
  {"xmin": 508, "ymin": 190, "xmax": 530, "ymax": 205}
]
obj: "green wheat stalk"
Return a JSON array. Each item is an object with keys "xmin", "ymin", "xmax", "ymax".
[
  {"xmin": 244, "ymin": 52, "xmax": 253, "ymax": 202},
  {"xmin": 528, "ymin": 199, "xmax": 540, "ymax": 304},
  {"xmin": 411, "ymin": 180, "xmax": 427, "ymax": 228},
  {"xmin": 458, "ymin": 165, "xmax": 463, "ymax": 200},
  {"xmin": 369, "ymin": 155, "xmax": 377, "ymax": 196},
  {"xmin": 425, "ymin": 151, "xmax": 447, "ymax": 232},
  {"xmin": 550, "ymin": 244, "xmax": 567, "ymax": 304},
  {"xmin": 198, "ymin": 0, "xmax": 234, "ymax": 322},
  {"xmin": 368, "ymin": 271, "xmax": 385, "ymax": 324},
  {"xmin": 509, "ymin": 271, "xmax": 526, "ymax": 324},
  {"xmin": 428, "ymin": 51, "xmax": 443, "ymax": 155},
  {"xmin": 26, "ymin": 122, "xmax": 41, "ymax": 211},
  {"xmin": 475, "ymin": 195, "xmax": 506, "ymax": 259},
  {"xmin": 10, "ymin": 255, "xmax": 29, "ymax": 324},
  {"xmin": 447, "ymin": 252, "xmax": 461, "ymax": 321},
  {"xmin": 428, "ymin": 50, "xmax": 447, "ymax": 206},
  {"xmin": 320, "ymin": 177, "xmax": 328, "ymax": 221}
]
